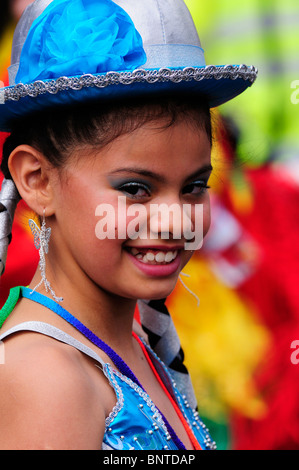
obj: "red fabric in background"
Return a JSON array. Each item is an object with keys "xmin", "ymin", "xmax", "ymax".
[
  {"xmin": 226, "ymin": 166, "xmax": 299, "ymax": 450},
  {"xmin": 0, "ymin": 128, "xmax": 38, "ymax": 307}
]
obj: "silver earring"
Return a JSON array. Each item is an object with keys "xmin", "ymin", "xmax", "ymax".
[{"xmin": 28, "ymin": 210, "xmax": 63, "ymax": 302}]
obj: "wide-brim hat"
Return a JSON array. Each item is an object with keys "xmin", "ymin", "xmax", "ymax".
[{"xmin": 0, "ymin": 0, "xmax": 258, "ymax": 132}]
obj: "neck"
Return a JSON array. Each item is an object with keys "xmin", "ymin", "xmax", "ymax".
[{"xmin": 28, "ymin": 267, "xmax": 137, "ymax": 351}]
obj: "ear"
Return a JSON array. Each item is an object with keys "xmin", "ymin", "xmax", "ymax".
[{"xmin": 8, "ymin": 145, "xmax": 56, "ymax": 216}]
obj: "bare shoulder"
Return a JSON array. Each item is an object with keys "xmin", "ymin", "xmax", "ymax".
[{"xmin": 0, "ymin": 331, "xmax": 108, "ymax": 449}]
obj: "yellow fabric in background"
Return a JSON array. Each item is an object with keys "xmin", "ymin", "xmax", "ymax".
[{"xmin": 167, "ymin": 256, "xmax": 270, "ymax": 423}]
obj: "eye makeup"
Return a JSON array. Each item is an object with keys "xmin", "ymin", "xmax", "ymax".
[
  {"xmin": 182, "ymin": 179, "xmax": 211, "ymax": 196},
  {"xmin": 107, "ymin": 163, "xmax": 213, "ymax": 199},
  {"xmin": 108, "ymin": 177, "xmax": 153, "ymax": 200}
]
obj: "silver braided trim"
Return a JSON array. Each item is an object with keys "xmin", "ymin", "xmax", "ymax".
[
  {"xmin": 0, "ymin": 179, "xmax": 21, "ymax": 276},
  {"xmin": 4, "ymin": 65, "xmax": 258, "ymax": 102},
  {"xmin": 137, "ymin": 298, "xmax": 198, "ymax": 410}
]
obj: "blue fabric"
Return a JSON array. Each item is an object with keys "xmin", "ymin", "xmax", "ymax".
[
  {"xmin": 0, "ymin": 286, "xmax": 216, "ymax": 450},
  {"xmin": 20, "ymin": 287, "xmax": 147, "ymax": 389},
  {"xmin": 20, "ymin": 286, "xmax": 187, "ymax": 448},
  {"xmin": 101, "ymin": 360, "xmax": 214, "ymax": 450},
  {"xmin": 16, "ymin": 0, "xmax": 147, "ymax": 84}
]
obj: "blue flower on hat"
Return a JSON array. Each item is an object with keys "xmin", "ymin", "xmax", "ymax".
[{"xmin": 16, "ymin": 0, "xmax": 147, "ymax": 84}]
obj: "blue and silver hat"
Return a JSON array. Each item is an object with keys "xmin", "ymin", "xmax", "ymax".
[{"xmin": 0, "ymin": 0, "xmax": 258, "ymax": 132}]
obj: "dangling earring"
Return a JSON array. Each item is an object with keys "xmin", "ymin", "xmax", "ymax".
[{"xmin": 28, "ymin": 210, "xmax": 63, "ymax": 302}]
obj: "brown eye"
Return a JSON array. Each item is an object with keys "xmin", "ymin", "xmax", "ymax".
[
  {"xmin": 118, "ymin": 182, "xmax": 151, "ymax": 199},
  {"xmin": 182, "ymin": 180, "xmax": 210, "ymax": 196}
]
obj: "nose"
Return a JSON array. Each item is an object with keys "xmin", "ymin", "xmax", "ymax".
[
  {"xmin": 148, "ymin": 196, "xmax": 199, "ymax": 244},
  {"xmin": 149, "ymin": 201, "xmax": 183, "ymax": 240}
]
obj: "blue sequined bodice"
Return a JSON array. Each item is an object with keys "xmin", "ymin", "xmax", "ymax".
[
  {"xmin": 101, "ymin": 343, "xmax": 215, "ymax": 450},
  {"xmin": 0, "ymin": 286, "xmax": 216, "ymax": 451}
]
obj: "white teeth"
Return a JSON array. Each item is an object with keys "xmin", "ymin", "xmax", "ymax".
[
  {"xmin": 155, "ymin": 252, "xmax": 165, "ymax": 263},
  {"xmin": 165, "ymin": 251, "xmax": 174, "ymax": 263},
  {"xmin": 146, "ymin": 252, "xmax": 155, "ymax": 261},
  {"xmin": 129, "ymin": 248, "xmax": 178, "ymax": 264}
]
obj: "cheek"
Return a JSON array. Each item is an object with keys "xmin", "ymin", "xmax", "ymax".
[{"xmin": 81, "ymin": 237, "xmax": 124, "ymax": 288}]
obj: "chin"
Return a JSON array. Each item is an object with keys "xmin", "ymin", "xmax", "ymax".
[{"xmin": 136, "ymin": 282, "xmax": 177, "ymax": 301}]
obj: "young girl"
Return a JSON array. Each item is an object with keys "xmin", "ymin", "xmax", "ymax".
[{"xmin": 0, "ymin": 0, "xmax": 257, "ymax": 450}]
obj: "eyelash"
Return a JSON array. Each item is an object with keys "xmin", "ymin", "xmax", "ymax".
[
  {"xmin": 117, "ymin": 182, "xmax": 151, "ymax": 199},
  {"xmin": 182, "ymin": 180, "xmax": 210, "ymax": 196},
  {"xmin": 117, "ymin": 180, "xmax": 210, "ymax": 199}
]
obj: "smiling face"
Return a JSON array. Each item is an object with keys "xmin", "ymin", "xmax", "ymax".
[{"xmin": 49, "ymin": 117, "xmax": 212, "ymax": 301}]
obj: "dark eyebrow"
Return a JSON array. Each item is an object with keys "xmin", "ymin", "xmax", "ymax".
[
  {"xmin": 185, "ymin": 164, "xmax": 213, "ymax": 181},
  {"xmin": 109, "ymin": 168, "xmax": 165, "ymax": 182},
  {"xmin": 109, "ymin": 164, "xmax": 213, "ymax": 183}
]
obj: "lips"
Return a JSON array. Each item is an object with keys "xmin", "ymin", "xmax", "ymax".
[
  {"xmin": 124, "ymin": 244, "xmax": 184, "ymax": 278},
  {"xmin": 127, "ymin": 247, "xmax": 178, "ymax": 265}
]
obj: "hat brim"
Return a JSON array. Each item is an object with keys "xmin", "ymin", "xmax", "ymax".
[{"xmin": 0, "ymin": 64, "xmax": 257, "ymax": 132}]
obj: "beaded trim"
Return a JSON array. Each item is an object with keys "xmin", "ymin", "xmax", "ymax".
[
  {"xmin": 103, "ymin": 364, "xmax": 125, "ymax": 429},
  {"xmin": 107, "ymin": 364, "xmax": 170, "ymax": 437},
  {"xmin": 138, "ymin": 337, "xmax": 217, "ymax": 450},
  {"xmin": 4, "ymin": 64, "xmax": 258, "ymax": 102},
  {"xmin": 102, "ymin": 342, "xmax": 217, "ymax": 450}
]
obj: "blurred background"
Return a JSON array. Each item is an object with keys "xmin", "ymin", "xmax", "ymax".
[{"xmin": 1, "ymin": 0, "xmax": 299, "ymax": 450}]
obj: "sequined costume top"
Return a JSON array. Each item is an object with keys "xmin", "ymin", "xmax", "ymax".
[{"xmin": 0, "ymin": 290, "xmax": 216, "ymax": 451}]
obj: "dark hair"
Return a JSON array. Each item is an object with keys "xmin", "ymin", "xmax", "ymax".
[
  {"xmin": 0, "ymin": 1, "xmax": 11, "ymax": 41},
  {"xmin": 1, "ymin": 93, "xmax": 212, "ymax": 180}
]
